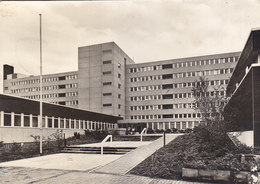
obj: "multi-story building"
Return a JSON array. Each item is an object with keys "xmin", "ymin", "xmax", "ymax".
[
  {"xmin": 3, "ymin": 68, "xmax": 79, "ymax": 107},
  {"xmin": 3, "ymin": 42, "xmax": 240, "ymax": 131}
]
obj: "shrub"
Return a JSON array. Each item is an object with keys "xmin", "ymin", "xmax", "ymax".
[
  {"xmin": 147, "ymin": 128, "xmax": 154, "ymax": 134},
  {"xmin": 165, "ymin": 129, "xmax": 172, "ymax": 133}
]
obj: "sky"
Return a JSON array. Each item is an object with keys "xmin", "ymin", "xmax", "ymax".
[{"xmin": 0, "ymin": 0, "xmax": 260, "ymax": 77}]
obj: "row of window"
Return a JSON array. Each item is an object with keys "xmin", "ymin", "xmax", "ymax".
[
  {"xmin": 51, "ymin": 100, "xmax": 78, "ymax": 105},
  {"xmin": 130, "ymin": 113, "xmax": 202, "ymax": 120},
  {"xmin": 129, "ymin": 90, "xmax": 225, "ymax": 102},
  {"xmin": 129, "ymin": 103, "xmax": 195, "ymax": 111},
  {"xmin": 129, "ymin": 80, "xmax": 228, "ymax": 92},
  {"xmin": 22, "ymin": 91, "xmax": 78, "ymax": 100},
  {"xmin": 10, "ymin": 75, "xmax": 78, "ymax": 86},
  {"xmin": 128, "ymin": 56, "xmax": 238, "ymax": 73},
  {"xmin": 11, "ymin": 83, "xmax": 78, "ymax": 94},
  {"xmin": 129, "ymin": 68, "xmax": 233, "ymax": 83},
  {"xmin": 146, "ymin": 121, "xmax": 200, "ymax": 129}
]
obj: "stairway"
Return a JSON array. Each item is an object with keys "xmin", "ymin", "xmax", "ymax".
[{"xmin": 62, "ymin": 146, "xmax": 136, "ymax": 155}]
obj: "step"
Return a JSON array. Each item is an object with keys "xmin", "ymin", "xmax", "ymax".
[
  {"xmin": 61, "ymin": 150, "xmax": 128, "ymax": 154},
  {"xmin": 61, "ymin": 146, "xmax": 136, "ymax": 155}
]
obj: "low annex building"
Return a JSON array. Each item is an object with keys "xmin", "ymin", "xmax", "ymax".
[{"xmin": 0, "ymin": 94, "xmax": 120, "ymax": 143}]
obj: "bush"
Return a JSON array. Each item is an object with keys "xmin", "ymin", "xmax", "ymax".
[
  {"xmin": 147, "ymin": 128, "xmax": 154, "ymax": 134},
  {"xmin": 130, "ymin": 124, "xmax": 257, "ymax": 181}
]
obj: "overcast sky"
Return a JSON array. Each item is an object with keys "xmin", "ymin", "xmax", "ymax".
[{"xmin": 0, "ymin": 0, "xmax": 260, "ymax": 76}]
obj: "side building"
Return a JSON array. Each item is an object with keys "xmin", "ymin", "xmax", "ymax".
[
  {"xmin": 3, "ymin": 66, "xmax": 79, "ymax": 108},
  {"xmin": 121, "ymin": 52, "xmax": 239, "ymax": 132},
  {"xmin": 225, "ymin": 28, "xmax": 260, "ymax": 147}
]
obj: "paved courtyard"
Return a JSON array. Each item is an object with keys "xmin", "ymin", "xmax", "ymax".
[
  {"xmin": 0, "ymin": 167, "xmax": 211, "ymax": 184},
  {"xmin": 0, "ymin": 153, "xmax": 122, "ymax": 171},
  {"xmin": 0, "ymin": 135, "xmax": 212, "ymax": 183}
]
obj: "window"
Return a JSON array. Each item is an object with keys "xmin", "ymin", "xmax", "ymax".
[
  {"xmin": 103, "ymin": 82, "xmax": 112, "ymax": 86},
  {"xmin": 103, "ymin": 93, "xmax": 112, "ymax": 96},
  {"xmin": 103, "ymin": 71, "xmax": 112, "ymax": 75},
  {"xmin": 103, "ymin": 49, "xmax": 112, "ymax": 54},
  {"xmin": 162, "ymin": 64, "xmax": 173, "ymax": 69},
  {"xmin": 103, "ymin": 104, "xmax": 112, "ymax": 107},
  {"xmin": 118, "ymin": 84, "xmax": 121, "ymax": 89},
  {"xmin": 58, "ymin": 101, "xmax": 66, "ymax": 105},
  {"xmin": 58, "ymin": 76, "xmax": 65, "ymax": 81},
  {"xmin": 163, "ymin": 114, "xmax": 173, "ymax": 118},
  {"xmin": 58, "ymin": 93, "xmax": 66, "ymax": 97},
  {"xmin": 162, "ymin": 84, "xmax": 173, "ymax": 89},
  {"xmin": 59, "ymin": 85, "xmax": 66, "ymax": 89},
  {"xmin": 163, "ymin": 104, "xmax": 173, "ymax": 109},
  {"xmin": 103, "ymin": 60, "xmax": 112, "ymax": 64},
  {"xmin": 162, "ymin": 74, "xmax": 173, "ymax": 79},
  {"xmin": 162, "ymin": 94, "xmax": 173, "ymax": 99},
  {"xmin": 118, "ymin": 94, "xmax": 121, "ymax": 99},
  {"xmin": 118, "ymin": 73, "xmax": 121, "ymax": 78}
]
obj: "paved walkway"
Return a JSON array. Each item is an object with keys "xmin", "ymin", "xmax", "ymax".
[
  {"xmin": 71, "ymin": 141, "xmax": 152, "ymax": 148},
  {"xmin": 0, "ymin": 133, "xmax": 210, "ymax": 184},
  {"xmin": 0, "ymin": 153, "xmax": 122, "ymax": 171},
  {"xmin": 94, "ymin": 134, "xmax": 181, "ymax": 175},
  {"xmin": 0, "ymin": 167, "xmax": 212, "ymax": 184}
]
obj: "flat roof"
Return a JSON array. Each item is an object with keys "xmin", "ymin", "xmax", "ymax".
[
  {"xmin": 227, "ymin": 29, "xmax": 260, "ymax": 95},
  {"xmin": 0, "ymin": 94, "xmax": 121, "ymax": 123}
]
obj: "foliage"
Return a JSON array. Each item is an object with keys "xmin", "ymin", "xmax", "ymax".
[
  {"xmin": 130, "ymin": 125, "xmax": 257, "ymax": 181},
  {"xmin": 191, "ymin": 76, "xmax": 228, "ymax": 125}
]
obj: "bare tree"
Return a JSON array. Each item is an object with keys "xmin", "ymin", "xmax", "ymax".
[{"xmin": 191, "ymin": 77, "xmax": 228, "ymax": 126}]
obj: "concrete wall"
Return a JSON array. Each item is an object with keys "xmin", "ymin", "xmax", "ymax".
[
  {"xmin": 0, "ymin": 127, "xmax": 85, "ymax": 143},
  {"xmin": 78, "ymin": 42, "xmax": 134, "ymax": 118},
  {"xmin": 228, "ymin": 131, "xmax": 254, "ymax": 147}
]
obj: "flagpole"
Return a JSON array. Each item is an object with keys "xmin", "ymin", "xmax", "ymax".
[{"xmin": 39, "ymin": 14, "xmax": 43, "ymax": 154}]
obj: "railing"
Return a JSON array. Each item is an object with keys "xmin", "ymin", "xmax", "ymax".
[
  {"xmin": 101, "ymin": 135, "xmax": 112, "ymax": 155},
  {"xmin": 140, "ymin": 128, "xmax": 147, "ymax": 142}
]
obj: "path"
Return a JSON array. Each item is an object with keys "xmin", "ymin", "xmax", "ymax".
[{"xmin": 93, "ymin": 134, "xmax": 181, "ymax": 175}]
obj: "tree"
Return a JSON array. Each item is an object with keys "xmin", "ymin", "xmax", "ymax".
[{"xmin": 191, "ymin": 77, "xmax": 229, "ymax": 128}]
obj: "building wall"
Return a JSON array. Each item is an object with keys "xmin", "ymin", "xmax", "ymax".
[
  {"xmin": 124, "ymin": 52, "xmax": 240, "ymax": 130},
  {"xmin": 78, "ymin": 42, "xmax": 134, "ymax": 117},
  {"xmin": 2, "ymin": 42, "xmax": 243, "ymax": 130},
  {"xmin": 3, "ymin": 71, "xmax": 79, "ymax": 107}
]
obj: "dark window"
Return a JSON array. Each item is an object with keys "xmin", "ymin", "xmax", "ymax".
[
  {"xmin": 162, "ymin": 64, "xmax": 173, "ymax": 69},
  {"xmin": 103, "ymin": 60, "xmax": 112, "ymax": 64},
  {"xmin": 163, "ymin": 114, "xmax": 173, "ymax": 118},
  {"xmin": 103, "ymin": 93, "xmax": 112, "ymax": 96},
  {"xmin": 59, "ymin": 85, "xmax": 65, "ymax": 89},
  {"xmin": 59, "ymin": 101, "xmax": 66, "ymax": 105},
  {"xmin": 59, "ymin": 93, "xmax": 66, "ymax": 97},
  {"xmin": 59, "ymin": 76, "xmax": 65, "ymax": 81},
  {"xmin": 103, "ymin": 71, "xmax": 112, "ymax": 75},
  {"xmin": 163, "ymin": 104, "xmax": 173, "ymax": 109},
  {"xmin": 103, "ymin": 104, "xmax": 112, "ymax": 107},
  {"xmin": 103, "ymin": 82, "xmax": 112, "ymax": 86},
  {"xmin": 162, "ymin": 74, "xmax": 173, "ymax": 79},
  {"xmin": 162, "ymin": 84, "xmax": 173, "ymax": 89},
  {"xmin": 162, "ymin": 94, "xmax": 173, "ymax": 99}
]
